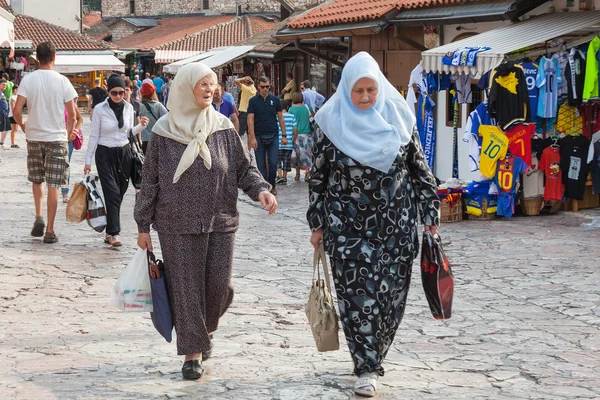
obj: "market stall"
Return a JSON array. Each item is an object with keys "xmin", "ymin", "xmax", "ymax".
[{"xmin": 418, "ymin": 11, "xmax": 600, "ymax": 218}]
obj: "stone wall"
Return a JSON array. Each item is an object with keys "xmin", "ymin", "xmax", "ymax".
[
  {"xmin": 101, "ymin": 0, "xmax": 286, "ymax": 17},
  {"xmin": 109, "ymin": 20, "xmax": 143, "ymax": 42}
]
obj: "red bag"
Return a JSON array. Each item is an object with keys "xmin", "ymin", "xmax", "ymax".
[
  {"xmin": 420, "ymin": 232, "xmax": 454, "ymax": 320},
  {"xmin": 72, "ymin": 129, "xmax": 84, "ymax": 150}
]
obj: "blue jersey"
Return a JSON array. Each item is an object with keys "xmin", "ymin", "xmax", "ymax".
[
  {"xmin": 278, "ymin": 112, "xmax": 297, "ymax": 150},
  {"xmin": 536, "ymin": 57, "xmax": 562, "ymax": 118},
  {"xmin": 516, "ymin": 61, "xmax": 539, "ymax": 123},
  {"xmin": 464, "ymin": 102, "xmax": 496, "ymax": 172}
]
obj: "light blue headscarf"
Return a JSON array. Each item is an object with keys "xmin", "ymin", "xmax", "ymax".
[{"xmin": 314, "ymin": 52, "xmax": 415, "ymax": 173}]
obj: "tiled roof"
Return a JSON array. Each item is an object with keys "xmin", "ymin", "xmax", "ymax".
[
  {"xmin": 83, "ymin": 11, "xmax": 102, "ymax": 28},
  {"xmin": 287, "ymin": 0, "xmax": 485, "ymax": 28},
  {"xmin": 0, "ymin": 0, "xmax": 10, "ymax": 12},
  {"xmin": 113, "ymin": 15, "xmax": 238, "ymax": 50},
  {"xmin": 241, "ymin": 17, "xmax": 292, "ymax": 53},
  {"xmin": 15, "ymin": 14, "xmax": 109, "ymax": 50}
]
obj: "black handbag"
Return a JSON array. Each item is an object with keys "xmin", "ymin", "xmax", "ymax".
[{"xmin": 128, "ymin": 129, "xmax": 144, "ymax": 189}]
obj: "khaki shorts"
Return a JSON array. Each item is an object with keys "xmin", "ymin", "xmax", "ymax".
[{"xmin": 27, "ymin": 141, "xmax": 69, "ymax": 188}]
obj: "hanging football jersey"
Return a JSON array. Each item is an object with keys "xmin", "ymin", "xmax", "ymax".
[
  {"xmin": 495, "ymin": 154, "xmax": 528, "ymax": 218},
  {"xmin": 453, "ymin": 73, "xmax": 473, "ymax": 104},
  {"xmin": 579, "ymin": 102, "xmax": 600, "ymax": 139},
  {"xmin": 560, "ymin": 135, "xmax": 590, "ymax": 200},
  {"xmin": 566, "ymin": 47, "xmax": 586, "ymax": 107},
  {"xmin": 522, "ymin": 154, "xmax": 545, "ymax": 199},
  {"xmin": 478, "ymin": 125, "xmax": 509, "ymax": 178},
  {"xmin": 556, "ymin": 103, "xmax": 583, "ymax": 136},
  {"xmin": 464, "ymin": 102, "xmax": 496, "ymax": 172},
  {"xmin": 552, "ymin": 51, "xmax": 569, "ymax": 102},
  {"xmin": 583, "ymin": 36, "xmax": 600, "ymax": 102},
  {"xmin": 489, "ymin": 62, "xmax": 530, "ymax": 129},
  {"xmin": 504, "ymin": 123, "xmax": 534, "ymax": 166},
  {"xmin": 516, "ymin": 60, "xmax": 539, "ymax": 123},
  {"xmin": 539, "ymin": 146, "xmax": 564, "ymax": 201},
  {"xmin": 536, "ymin": 56, "xmax": 562, "ymax": 119}
]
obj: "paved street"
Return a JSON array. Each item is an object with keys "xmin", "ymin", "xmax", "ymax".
[{"xmin": 1, "ymin": 117, "xmax": 600, "ymax": 400}]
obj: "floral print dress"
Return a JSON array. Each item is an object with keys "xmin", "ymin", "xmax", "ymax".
[{"xmin": 307, "ymin": 125, "xmax": 440, "ymax": 376}]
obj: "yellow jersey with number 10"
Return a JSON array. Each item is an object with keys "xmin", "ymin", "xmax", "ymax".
[{"xmin": 478, "ymin": 125, "xmax": 509, "ymax": 178}]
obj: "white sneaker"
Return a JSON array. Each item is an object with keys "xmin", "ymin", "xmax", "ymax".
[{"xmin": 354, "ymin": 372, "xmax": 378, "ymax": 397}]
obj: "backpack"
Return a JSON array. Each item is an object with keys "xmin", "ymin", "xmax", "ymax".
[{"xmin": 84, "ymin": 175, "xmax": 107, "ymax": 233}]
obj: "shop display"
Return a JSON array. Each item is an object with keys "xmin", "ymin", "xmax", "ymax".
[
  {"xmin": 560, "ymin": 135, "xmax": 590, "ymax": 200},
  {"xmin": 489, "ymin": 61, "xmax": 530, "ymax": 129}
]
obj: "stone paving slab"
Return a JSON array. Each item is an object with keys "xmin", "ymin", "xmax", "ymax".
[{"xmin": 1, "ymin": 118, "xmax": 600, "ymax": 399}]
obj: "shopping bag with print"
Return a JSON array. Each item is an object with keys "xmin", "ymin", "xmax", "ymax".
[
  {"xmin": 84, "ymin": 174, "xmax": 107, "ymax": 233},
  {"xmin": 108, "ymin": 247, "xmax": 153, "ymax": 312},
  {"xmin": 305, "ymin": 245, "xmax": 339, "ymax": 352},
  {"xmin": 420, "ymin": 232, "xmax": 454, "ymax": 320},
  {"xmin": 148, "ymin": 250, "xmax": 173, "ymax": 342},
  {"xmin": 65, "ymin": 181, "xmax": 88, "ymax": 223}
]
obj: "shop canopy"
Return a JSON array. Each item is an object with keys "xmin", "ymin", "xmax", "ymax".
[
  {"xmin": 421, "ymin": 11, "xmax": 600, "ymax": 76},
  {"xmin": 154, "ymin": 50, "xmax": 202, "ymax": 64},
  {"xmin": 0, "ymin": 8, "xmax": 15, "ymax": 55},
  {"xmin": 53, "ymin": 54, "xmax": 125, "ymax": 74},
  {"xmin": 163, "ymin": 45, "xmax": 255, "ymax": 74}
]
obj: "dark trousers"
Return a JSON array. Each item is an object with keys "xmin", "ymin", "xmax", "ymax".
[
  {"xmin": 142, "ymin": 141, "xmax": 149, "ymax": 155},
  {"xmin": 255, "ymin": 135, "xmax": 279, "ymax": 189},
  {"xmin": 239, "ymin": 112, "xmax": 248, "ymax": 136},
  {"xmin": 95, "ymin": 144, "xmax": 132, "ymax": 236},
  {"xmin": 157, "ymin": 92, "xmax": 164, "ymax": 103}
]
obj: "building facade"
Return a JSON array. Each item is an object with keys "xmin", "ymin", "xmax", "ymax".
[
  {"xmin": 102, "ymin": 0, "xmax": 282, "ymax": 18},
  {"xmin": 8, "ymin": 0, "xmax": 81, "ymax": 31}
]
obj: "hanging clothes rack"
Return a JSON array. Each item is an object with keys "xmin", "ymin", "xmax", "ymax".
[{"xmin": 507, "ymin": 33, "xmax": 599, "ymax": 61}]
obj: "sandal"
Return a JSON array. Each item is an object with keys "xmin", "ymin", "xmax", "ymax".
[
  {"xmin": 43, "ymin": 232, "xmax": 59, "ymax": 244},
  {"xmin": 304, "ymin": 172, "xmax": 310, "ymax": 182},
  {"xmin": 354, "ymin": 373, "xmax": 378, "ymax": 398},
  {"xmin": 63, "ymin": 197, "xmax": 70, "ymax": 203},
  {"xmin": 295, "ymin": 172, "xmax": 300, "ymax": 181}
]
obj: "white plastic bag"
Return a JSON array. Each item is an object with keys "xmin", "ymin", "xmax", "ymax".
[{"xmin": 108, "ymin": 248, "xmax": 153, "ymax": 312}]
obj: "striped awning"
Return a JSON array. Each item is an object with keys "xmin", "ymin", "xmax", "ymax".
[
  {"xmin": 421, "ymin": 11, "xmax": 600, "ymax": 76},
  {"xmin": 154, "ymin": 49, "xmax": 201, "ymax": 64}
]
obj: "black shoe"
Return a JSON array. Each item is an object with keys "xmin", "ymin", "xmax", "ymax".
[
  {"xmin": 182, "ymin": 359, "xmax": 203, "ymax": 380},
  {"xmin": 31, "ymin": 218, "xmax": 45, "ymax": 237}
]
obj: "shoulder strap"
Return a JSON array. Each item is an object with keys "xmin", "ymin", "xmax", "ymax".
[{"xmin": 142, "ymin": 102, "xmax": 159, "ymax": 121}]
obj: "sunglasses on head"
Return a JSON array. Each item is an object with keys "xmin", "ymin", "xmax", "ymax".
[{"xmin": 110, "ymin": 90, "xmax": 125, "ymax": 97}]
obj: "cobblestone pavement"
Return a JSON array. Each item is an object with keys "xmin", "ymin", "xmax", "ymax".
[{"xmin": 1, "ymin": 118, "xmax": 600, "ymax": 400}]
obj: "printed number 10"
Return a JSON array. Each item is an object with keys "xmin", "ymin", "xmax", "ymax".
[{"xmin": 483, "ymin": 140, "xmax": 501, "ymax": 159}]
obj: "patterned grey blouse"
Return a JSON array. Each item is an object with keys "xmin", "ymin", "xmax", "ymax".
[
  {"xmin": 307, "ymin": 126, "xmax": 440, "ymax": 264},
  {"xmin": 135, "ymin": 128, "xmax": 271, "ymax": 235}
]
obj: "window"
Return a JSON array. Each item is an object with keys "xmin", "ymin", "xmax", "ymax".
[
  {"xmin": 129, "ymin": 0, "xmax": 135, "ymax": 14},
  {"xmin": 203, "ymin": 0, "xmax": 210, "ymax": 9},
  {"xmin": 468, "ymin": 84, "xmax": 483, "ymax": 114}
]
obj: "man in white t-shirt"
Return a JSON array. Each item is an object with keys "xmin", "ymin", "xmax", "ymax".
[{"xmin": 13, "ymin": 41, "xmax": 78, "ymax": 244}]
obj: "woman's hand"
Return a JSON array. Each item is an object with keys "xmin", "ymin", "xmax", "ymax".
[
  {"xmin": 140, "ymin": 116, "xmax": 149, "ymax": 127},
  {"xmin": 424, "ymin": 225, "xmax": 439, "ymax": 236},
  {"xmin": 310, "ymin": 229, "xmax": 323, "ymax": 250},
  {"xmin": 68, "ymin": 129, "xmax": 78, "ymax": 142},
  {"xmin": 83, "ymin": 164, "xmax": 91, "ymax": 175},
  {"xmin": 258, "ymin": 190, "xmax": 278, "ymax": 215},
  {"xmin": 138, "ymin": 233, "xmax": 153, "ymax": 251}
]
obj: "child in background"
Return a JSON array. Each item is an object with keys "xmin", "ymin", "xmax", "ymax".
[{"xmin": 276, "ymin": 100, "xmax": 297, "ymax": 185}]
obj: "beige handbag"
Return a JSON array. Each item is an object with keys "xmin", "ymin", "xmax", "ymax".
[
  {"xmin": 65, "ymin": 182, "xmax": 88, "ymax": 223},
  {"xmin": 305, "ymin": 245, "xmax": 340, "ymax": 352}
]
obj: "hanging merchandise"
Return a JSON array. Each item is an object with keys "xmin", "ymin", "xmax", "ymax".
[
  {"xmin": 515, "ymin": 60, "xmax": 540, "ymax": 123},
  {"xmin": 551, "ymin": 49, "xmax": 569, "ymax": 102},
  {"xmin": 522, "ymin": 154, "xmax": 545, "ymax": 199},
  {"xmin": 504, "ymin": 123, "xmax": 535, "ymax": 166},
  {"xmin": 560, "ymin": 135, "xmax": 590, "ymax": 200},
  {"xmin": 407, "ymin": 63, "xmax": 428, "ymax": 113},
  {"xmin": 536, "ymin": 56, "xmax": 562, "ymax": 120},
  {"xmin": 539, "ymin": 142, "xmax": 564, "ymax": 201},
  {"xmin": 464, "ymin": 101, "xmax": 496, "ymax": 172},
  {"xmin": 495, "ymin": 154, "xmax": 528, "ymax": 218},
  {"xmin": 417, "ymin": 91, "xmax": 436, "ymax": 171},
  {"xmin": 580, "ymin": 102, "xmax": 600, "ymax": 139},
  {"xmin": 588, "ymin": 131, "xmax": 600, "ymax": 194},
  {"xmin": 453, "ymin": 73, "xmax": 473, "ymax": 104},
  {"xmin": 583, "ymin": 36, "xmax": 600, "ymax": 102},
  {"xmin": 478, "ymin": 125, "xmax": 509, "ymax": 179},
  {"xmin": 451, "ymin": 89, "xmax": 460, "ymax": 179},
  {"xmin": 566, "ymin": 47, "xmax": 586, "ymax": 107},
  {"xmin": 556, "ymin": 102, "xmax": 583, "ymax": 136},
  {"xmin": 489, "ymin": 62, "xmax": 530, "ymax": 129},
  {"xmin": 463, "ymin": 180, "xmax": 498, "ymax": 217}
]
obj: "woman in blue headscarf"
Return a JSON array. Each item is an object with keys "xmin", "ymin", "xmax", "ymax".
[{"xmin": 307, "ymin": 52, "xmax": 440, "ymax": 397}]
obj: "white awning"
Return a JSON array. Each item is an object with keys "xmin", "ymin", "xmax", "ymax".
[
  {"xmin": 202, "ymin": 45, "xmax": 254, "ymax": 69},
  {"xmin": 162, "ymin": 48, "xmax": 223, "ymax": 74},
  {"xmin": 0, "ymin": 8, "xmax": 15, "ymax": 54},
  {"xmin": 53, "ymin": 54, "xmax": 125, "ymax": 74},
  {"xmin": 154, "ymin": 49, "xmax": 201, "ymax": 64},
  {"xmin": 422, "ymin": 11, "xmax": 600, "ymax": 76}
]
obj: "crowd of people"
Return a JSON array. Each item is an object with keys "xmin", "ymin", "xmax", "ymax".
[{"xmin": 13, "ymin": 40, "xmax": 440, "ymax": 398}]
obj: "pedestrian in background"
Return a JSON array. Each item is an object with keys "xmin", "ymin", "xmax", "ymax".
[
  {"xmin": 233, "ymin": 76, "xmax": 256, "ymax": 138},
  {"xmin": 8, "ymin": 85, "xmax": 19, "ymax": 149},
  {"xmin": 288, "ymin": 92, "xmax": 313, "ymax": 181},
  {"xmin": 0, "ymin": 80, "xmax": 11, "ymax": 150},
  {"xmin": 134, "ymin": 62, "xmax": 277, "ymax": 381},
  {"xmin": 307, "ymin": 52, "xmax": 440, "ymax": 397},
  {"xmin": 13, "ymin": 41, "xmax": 78, "ymax": 244},
  {"xmin": 87, "ymin": 79, "xmax": 108, "ymax": 115},
  {"xmin": 153, "ymin": 74, "xmax": 165, "ymax": 104},
  {"xmin": 143, "ymin": 73, "xmax": 152, "ymax": 85},
  {"xmin": 281, "ymin": 72, "xmax": 296, "ymax": 101},
  {"xmin": 139, "ymin": 81, "xmax": 167, "ymax": 154},
  {"xmin": 300, "ymin": 79, "xmax": 326, "ymax": 112},
  {"xmin": 276, "ymin": 100, "xmax": 297, "ymax": 185},
  {"xmin": 247, "ymin": 76, "xmax": 287, "ymax": 195},
  {"xmin": 163, "ymin": 76, "xmax": 172, "ymax": 106},
  {"xmin": 61, "ymin": 97, "xmax": 84, "ymax": 203},
  {"xmin": 84, "ymin": 75, "xmax": 147, "ymax": 247},
  {"xmin": 213, "ymin": 85, "xmax": 239, "ymax": 133},
  {"xmin": 3, "ymin": 72, "xmax": 13, "ymax": 102}
]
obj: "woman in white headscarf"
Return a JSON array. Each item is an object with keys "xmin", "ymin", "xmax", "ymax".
[
  {"xmin": 307, "ymin": 52, "xmax": 440, "ymax": 397},
  {"xmin": 134, "ymin": 63, "xmax": 277, "ymax": 380}
]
